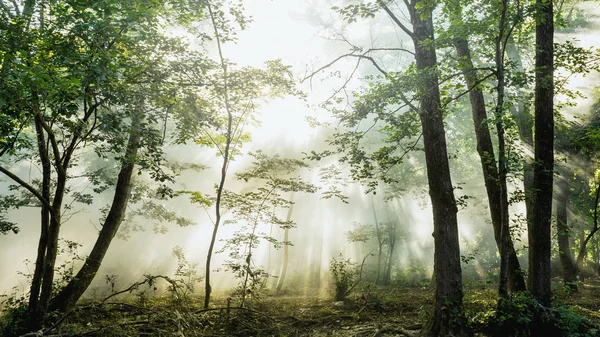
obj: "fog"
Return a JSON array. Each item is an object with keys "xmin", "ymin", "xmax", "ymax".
[{"xmin": 1, "ymin": 0, "xmax": 600, "ymax": 304}]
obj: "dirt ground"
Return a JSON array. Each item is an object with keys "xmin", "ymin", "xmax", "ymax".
[{"xmin": 9, "ymin": 279, "xmax": 600, "ymax": 336}]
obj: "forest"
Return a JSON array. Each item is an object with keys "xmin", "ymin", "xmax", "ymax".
[{"xmin": 1, "ymin": 0, "xmax": 600, "ymax": 336}]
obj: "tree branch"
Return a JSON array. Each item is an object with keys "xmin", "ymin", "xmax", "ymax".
[
  {"xmin": 0, "ymin": 117, "xmax": 29, "ymax": 157},
  {"xmin": 442, "ymin": 72, "xmax": 496, "ymax": 108},
  {"xmin": 0, "ymin": 165, "xmax": 53, "ymax": 213},
  {"xmin": 376, "ymin": 0, "xmax": 415, "ymax": 39}
]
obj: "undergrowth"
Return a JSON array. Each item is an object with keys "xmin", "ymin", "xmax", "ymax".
[{"xmin": 2, "ymin": 280, "xmax": 600, "ymax": 336}]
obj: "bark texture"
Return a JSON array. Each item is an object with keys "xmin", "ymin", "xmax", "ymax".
[
  {"xmin": 506, "ymin": 38, "xmax": 536, "ymax": 273},
  {"xmin": 27, "ymin": 113, "xmax": 51, "ymax": 327},
  {"xmin": 556, "ymin": 168, "xmax": 577, "ymax": 289},
  {"xmin": 529, "ymin": 0, "xmax": 554, "ymax": 307},
  {"xmin": 454, "ymin": 36, "xmax": 526, "ymax": 294},
  {"xmin": 383, "ymin": 223, "xmax": 397, "ymax": 285},
  {"xmin": 575, "ymin": 176, "xmax": 600, "ymax": 279},
  {"xmin": 49, "ymin": 114, "xmax": 142, "ymax": 312},
  {"xmin": 405, "ymin": 4, "xmax": 467, "ymax": 336}
]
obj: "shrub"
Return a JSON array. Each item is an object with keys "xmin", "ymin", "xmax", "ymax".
[{"xmin": 330, "ymin": 255, "xmax": 360, "ymax": 301}]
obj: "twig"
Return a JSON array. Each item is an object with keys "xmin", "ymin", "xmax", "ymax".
[
  {"xmin": 344, "ymin": 251, "xmax": 372, "ymax": 298},
  {"xmin": 43, "ymin": 275, "xmax": 178, "ymax": 335},
  {"xmin": 194, "ymin": 306, "xmax": 279, "ymax": 322}
]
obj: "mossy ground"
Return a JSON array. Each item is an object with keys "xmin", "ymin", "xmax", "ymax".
[{"xmin": 4, "ymin": 279, "xmax": 600, "ymax": 336}]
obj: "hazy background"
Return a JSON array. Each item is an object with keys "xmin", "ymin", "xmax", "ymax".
[{"xmin": 1, "ymin": 0, "xmax": 599, "ymax": 299}]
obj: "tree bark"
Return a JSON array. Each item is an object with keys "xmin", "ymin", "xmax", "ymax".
[
  {"xmin": 578, "ymin": 227, "xmax": 587, "ymax": 282},
  {"xmin": 494, "ymin": 0, "xmax": 512, "ymax": 299},
  {"xmin": 372, "ymin": 199, "xmax": 383, "ymax": 285},
  {"xmin": 575, "ymin": 177, "xmax": 600, "ymax": 279},
  {"xmin": 38, "ymin": 154, "xmax": 67, "ymax": 313},
  {"xmin": 383, "ymin": 223, "xmax": 396, "ymax": 285},
  {"xmin": 529, "ymin": 0, "xmax": 554, "ymax": 307},
  {"xmin": 49, "ymin": 113, "xmax": 142, "ymax": 312},
  {"xmin": 505, "ymin": 38, "xmax": 536, "ymax": 267},
  {"xmin": 28, "ymin": 113, "xmax": 51, "ymax": 326},
  {"xmin": 204, "ymin": 3, "xmax": 233, "ymax": 308},
  {"xmin": 378, "ymin": 1, "xmax": 467, "ymax": 335},
  {"xmin": 453, "ymin": 33, "xmax": 526, "ymax": 295},
  {"xmin": 275, "ymin": 202, "xmax": 294, "ymax": 293},
  {"xmin": 556, "ymin": 168, "xmax": 577, "ymax": 290}
]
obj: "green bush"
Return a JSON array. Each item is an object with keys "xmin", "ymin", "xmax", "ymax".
[
  {"xmin": 490, "ymin": 294, "xmax": 597, "ymax": 337},
  {"xmin": 556, "ymin": 304, "xmax": 597, "ymax": 337},
  {"xmin": 492, "ymin": 293, "xmax": 536, "ymax": 337},
  {"xmin": 329, "ymin": 255, "xmax": 358, "ymax": 301},
  {"xmin": 0, "ymin": 295, "xmax": 30, "ymax": 337}
]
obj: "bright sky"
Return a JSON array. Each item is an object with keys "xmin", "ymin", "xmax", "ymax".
[{"xmin": 223, "ymin": 1, "xmax": 326, "ymax": 147}]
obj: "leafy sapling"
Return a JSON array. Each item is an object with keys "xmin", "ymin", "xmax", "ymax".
[{"xmin": 219, "ymin": 151, "xmax": 317, "ymax": 307}]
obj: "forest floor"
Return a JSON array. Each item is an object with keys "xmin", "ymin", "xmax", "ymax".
[{"xmin": 14, "ymin": 278, "xmax": 600, "ymax": 336}]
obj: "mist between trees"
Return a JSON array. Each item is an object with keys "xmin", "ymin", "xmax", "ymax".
[{"xmin": 1, "ymin": 0, "xmax": 600, "ymax": 336}]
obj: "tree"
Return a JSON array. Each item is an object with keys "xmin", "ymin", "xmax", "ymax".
[
  {"xmin": 173, "ymin": 1, "xmax": 299, "ymax": 309},
  {"xmin": 49, "ymin": 112, "xmax": 142, "ymax": 312},
  {"xmin": 393, "ymin": 1, "xmax": 467, "ymax": 332},
  {"xmin": 570, "ymin": 107, "xmax": 600, "ymax": 279},
  {"xmin": 445, "ymin": 0, "xmax": 526, "ymax": 294},
  {"xmin": 346, "ymin": 203, "xmax": 401, "ymax": 285},
  {"xmin": 529, "ymin": 0, "xmax": 554, "ymax": 307},
  {"xmin": 500, "ymin": 0, "xmax": 597, "ymax": 291},
  {"xmin": 381, "ymin": 219, "xmax": 399, "ymax": 285},
  {"xmin": 307, "ymin": 1, "xmax": 468, "ymax": 334},
  {"xmin": 0, "ymin": 0, "xmax": 204, "ymax": 327},
  {"xmin": 219, "ymin": 152, "xmax": 316, "ymax": 306},
  {"xmin": 275, "ymin": 193, "xmax": 295, "ymax": 293},
  {"xmin": 555, "ymin": 166, "xmax": 578, "ymax": 289}
]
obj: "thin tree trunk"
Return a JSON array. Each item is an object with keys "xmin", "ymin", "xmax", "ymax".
[
  {"xmin": 276, "ymin": 201, "xmax": 294, "ymax": 293},
  {"xmin": 204, "ymin": 3, "xmax": 233, "ymax": 309},
  {"xmin": 372, "ymin": 199, "xmax": 383, "ymax": 285},
  {"xmin": 505, "ymin": 38, "xmax": 536, "ymax": 263},
  {"xmin": 28, "ymin": 113, "xmax": 51, "ymax": 326},
  {"xmin": 309, "ymin": 233, "xmax": 323, "ymax": 291},
  {"xmin": 38, "ymin": 103, "xmax": 94, "ymax": 312},
  {"xmin": 36, "ymin": 91, "xmax": 97, "ymax": 314},
  {"xmin": 578, "ymin": 227, "xmax": 586, "ymax": 282},
  {"xmin": 494, "ymin": 0, "xmax": 511, "ymax": 299},
  {"xmin": 240, "ymin": 187, "xmax": 276, "ymax": 307},
  {"xmin": 49, "ymin": 113, "xmax": 142, "ymax": 312},
  {"xmin": 383, "ymin": 224, "xmax": 396, "ymax": 285},
  {"xmin": 556, "ymin": 168, "xmax": 577, "ymax": 290},
  {"xmin": 38, "ymin": 173, "xmax": 66, "ymax": 312},
  {"xmin": 529, "ymin": 0, "xmax": 554, "ymax": 307},
  {"xmin": 452, "ymin": 10, "xmax": 526, "ymax": 294},
  {"xmin": 575, "ymin": 177, "xmax": 600, "ymax": 278}
]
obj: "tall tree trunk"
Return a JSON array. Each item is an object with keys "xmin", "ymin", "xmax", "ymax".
[
  {"xmin": 377, "ymin": 1, "xmax": 467, "ymax": 335},
  {"xmin": 506, "ymin": 38, "xmax": 536, "ymax": 263},
  {"xmin": 529, "ymin": 0, "xmax": 554, "ymax": 307},
  {"xmin": 204, "ymin": 3, "xmax": 233, "ymax": 309},
  {"xmin": 383, "ymin": 224, "xmax": 396, "ymax": 285},
  {"xmin": 578, "ymin": 227, "xmax": 587, "ymax": 282},
  {"xmin": 453, "ymin": 26, "xmax": 526, "ymax": 294},
  {"xmin": 275, "ymin": 201, "xmax": 294, "ymax": 293},
  {"xmin": 37, "ymin": 102, "xmax": 94, "ymax": 313},
  {"xmin": 494, "ymin": 0, "xmax": 511, "ymax": 299},
  {"xmin": 28, "ymin": 113, "xmax": 51, "ymax": 326},
  {"xmin": 575, "ymin": 177, "xmax": 600, "ymax": 280},
  {"xmin": 556, "ymin": 168, "xmax": 577, "ymax": 290},
  {"xmin": 38, "ymin": 172, "xmax": 66, "ymax": 312},
  {"xmin": 49, "ymin": 113, "xmax": 142, "ymax": 312},
  {"xmin": 372, "ymin": 199, "xmax": 383, "ymax": 285}
]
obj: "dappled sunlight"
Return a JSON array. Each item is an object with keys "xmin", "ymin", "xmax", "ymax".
[{"xmin": 3, "ymin": 0, "xmax": 600, "ymax": 336}]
